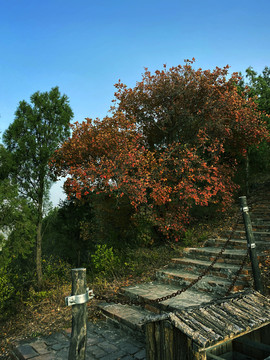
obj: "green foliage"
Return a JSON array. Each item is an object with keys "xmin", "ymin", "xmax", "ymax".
[
  {"xmin": 0, "ymin": 178, "xmax": 36, "ymax": 262},
  {"xmin": 91, "ymin": 244, "xmax": 120, "ymax": 278},
  {"xmin": 42, "ymin": 256, "xmax": 71, "ymax": 285},
  {"xmin": 3, "ymin": 87, "xmax": 74, "ymax": 205},
  {"xmin": 87, "ymin": 193, "xmax": 136, "ymax": 248},
  {"xmin": 239, "ymin": 66, "xmax": 270, "ymax": 181},
  {"xmin": 2, "ymin": 87, "xmax": 74, "ymax": 285},
  {"xmin": 181, "ymin": 228, "xmax": 209, "ymax": 247},
  {"xmin": 0, "ymin": 267, "xmax": 15, "ymax": 313},
  {"xmin": 132, "ymin": 207, "xmax": 157, "ymax": 246},
  {"xmin": 244, "ymin": 66, "xmax": 270, "ymax": 114},
  {"xmin": 42, "ymin": 200, "xmax": 94, "ymax": 267},
  {"xmin": 25, "ymin": 287, "xmax": 53, "ymax": 304}
]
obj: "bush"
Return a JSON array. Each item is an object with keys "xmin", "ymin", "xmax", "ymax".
[
  {"xmin": 91, "ymin": 244, "xmax": 121, "ymax": 278},
  {"xmin": 43, "ymin": 256, "xmax": 71, "ymax": 286}
]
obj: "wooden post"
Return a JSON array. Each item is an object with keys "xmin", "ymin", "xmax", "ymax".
[
  {"xmin": 239, "ymin": 196, "xmax": 263, "ymax": 293},
  {"xmin": 68, "ymin": 268, "xmax": 87, "ymax": 360}
]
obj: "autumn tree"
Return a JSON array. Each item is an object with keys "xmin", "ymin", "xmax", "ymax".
[
  {"xmin": 51, "ymin": 61, "xmax": 268, "ymax": 242},
  {"xmin": 3, "ymin": 87, "xmax": 73, "ymax": 286},
  {"xmin": 113, "ymin": 60, "xmax": 267, "ymax": 156}
]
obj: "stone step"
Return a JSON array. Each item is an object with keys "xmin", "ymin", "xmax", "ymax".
[
  {"xmin": 236, "ymin": 223, "xmax": 270, "ymax": 230},
  {"xmin": 155, "ymin": 268, "xmax": 248, "ymax": 295},
  {"xmin": 183, "ymin": 247, "xmax": 248, "ymax": 264},
  {"xmin": 249, "ymin": 213, "xmax": 270, "ymax": 221},
  {"xmin": 98, "ymin": 286, "xmax": 219, "ymax": 336},
  {"xmin": 98, "ymin": 302, "xmax": 151, "ymax": 339},
  {"xmin": 168, "ymin": 257, "xmax": 252, "ymax": 281},
  {"xmin": 222, "ymin": 230, "xmax": 270, "ymax": 241},
  {"xmin": 122, "ymin": 282, "xmax": 217, "ymax": 313},
  {"xmin": 205, "ymin": 238, "xmax": 270, "ymax": 251}
]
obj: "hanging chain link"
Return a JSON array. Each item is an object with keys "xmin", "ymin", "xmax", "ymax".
[{"xmin": 225, "ymin": 250, "xmax": 249, "ymax": 296}]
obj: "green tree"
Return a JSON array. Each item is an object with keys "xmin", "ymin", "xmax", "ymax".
[
  {"xmin": 3, "ymin": 87, "xmax": 73, "ymax": 286},
  {"xmin": 42, "ymin": 200, "xmax": 94, "ymax": 267},
  {"xmin": 0, "ymin": 144, "xmax": 36, "ymax": 311},
  {"xmin": 244, "ymin": 66, "xmax": 270, "ymax": 114},
  {"xmin": 239, "ymin": 67, "xmax": 270, "ymax": 187}
]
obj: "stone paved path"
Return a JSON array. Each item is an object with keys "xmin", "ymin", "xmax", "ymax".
[{"xmin": 10, "ymin": 320, "xmax": 146, "ymax": 360}]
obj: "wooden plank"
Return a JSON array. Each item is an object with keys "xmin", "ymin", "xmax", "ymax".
[
  {"xmin": 154, "ymin": 322, "xmax": 161, "ymax": 360},
  {"xmin": 242, "ymin": 297, "xmax": 270, "ymax": 319},
  {"xmin": 145, "ymin": 323, "xmax": 155, "ymax": 360},
  {"xmin": 234, "ymin": 337, "xmax": 270, "ymax": 353},
  {"xmin": 202, "ymin": 308, "xmax": 234, "ymax": 337},
  {"xmin": 233, "ymin": 299, "xmax": 270, "ymax": 323},
  {"xmin": 239, "ymin": 298, "xmax": 270, "ymax": 321},
  {"xmin": 172, "ymin": 313, "xmax": 211, "ymax": 347},
  {"xmin": 191, "ymin": 309, "xmax": 226, "ymax": 338},
  {"xmin": 163, "ymin": 321, "xmax": 173, "ymax": 360},
  {"xmin": 206, "ymin": 353, "xmax": 226, "ymax": 360},
  {"xmin": 207, "ymin": 306, "xmax": 243, "ymax": 334},
  {"xmin": 222, "ymin": 302, "xmax": 251, "ymax": 322}
]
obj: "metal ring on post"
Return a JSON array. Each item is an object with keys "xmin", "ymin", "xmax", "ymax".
[{"xmin": 65, "ymin": 288, "xmax": 94, "ymax": 306}]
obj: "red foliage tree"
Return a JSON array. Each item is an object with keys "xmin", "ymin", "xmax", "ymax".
[{"xmin": 51, "ymin": 60, "xmax": 268, "ymax": 241}]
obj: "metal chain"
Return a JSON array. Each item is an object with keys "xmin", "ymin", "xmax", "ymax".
[
  {"xmin": 94, "ymin": 210, "xmax": 243, "ymax": 306},
  {"xmin": 149, "ymin": 211, "xmax": 243, "ymax": 304},
  {"xmin": 225, "ymin": 250, "xmax": 249, "ymax": 296}
]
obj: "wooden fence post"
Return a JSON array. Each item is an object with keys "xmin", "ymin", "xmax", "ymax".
[
  {"xmin": 239, "ymin": 196, "xmax": 263, "ymax": 293},
  {"xmin": 68, "ymin": 268, "xmax": 87, "ymax": 360}
]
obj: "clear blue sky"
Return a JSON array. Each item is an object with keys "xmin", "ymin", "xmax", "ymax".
[{"xmin": 0, "ymin": 0, "xmax": 269, "ymax": 205}]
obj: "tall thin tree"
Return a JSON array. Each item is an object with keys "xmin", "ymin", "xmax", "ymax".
[{"xmin": 3, "ymin": 87, "xmax": 73, "ymax": 287}]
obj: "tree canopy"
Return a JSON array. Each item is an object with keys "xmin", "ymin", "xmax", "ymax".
[{"xmin": 51, "ymin": 61, "xmax": 268, "ymax": 241}]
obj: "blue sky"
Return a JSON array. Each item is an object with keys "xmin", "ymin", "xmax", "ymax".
[{"xmin": 0, "ymin": 0, "xmax": 269, "ymax": 205}]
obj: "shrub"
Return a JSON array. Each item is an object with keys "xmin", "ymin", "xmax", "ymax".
[
  {"xmin": 43, "ymin": 256, "xmax": 71, "ymax": 285},
  {"xmin": 91, "ymin": 244, "xmax": 120, "ymax": 278}
]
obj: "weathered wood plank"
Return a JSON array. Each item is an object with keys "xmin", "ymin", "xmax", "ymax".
[
  {"xmin": 207, "ymin": 305, "xmax": 244, "ymax": 334},
  {"xmin": 173, "ymin": 313, "xmax": 212, "ymax": 347},
  {"xmin": 163, "ymin": 321, "xmax": 173, "ymax": 360},
  {"xmin": 145, "ymin": 323, "xmax": 155, "ymax": 360},
  {"xmin": 190, "ymin": 309, "xmax": 225, "ymax": 338},
  {"xmin": 200, "ymin": 308, "xmax": 234, "ymax": 336}
]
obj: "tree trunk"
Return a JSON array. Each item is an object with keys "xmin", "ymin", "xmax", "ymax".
[
  {"xmin": 36, "ymin": 218, "xmax": 43, "ymax": 287},
  {"xmin": 36, "ymin": 191, "xmax": 43, "ymax": 288}
]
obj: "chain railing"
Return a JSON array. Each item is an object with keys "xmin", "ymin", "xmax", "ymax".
[
  {"xmin": 94, "ymin": 195, "xmax": 264, "ymax": 306},
  {"xmin": 94, "ymin": 211, "xmax": 245, "ymax": 306}
]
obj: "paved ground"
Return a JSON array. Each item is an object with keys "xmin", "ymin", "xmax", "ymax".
[{"xmin": 10, "ymin": 320, "xmax": 146, "ymax": 360}]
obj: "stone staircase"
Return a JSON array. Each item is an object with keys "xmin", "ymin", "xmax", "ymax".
[{"xmin": 98, "ymin": 193, "xmax": 270, "ymax": 339}]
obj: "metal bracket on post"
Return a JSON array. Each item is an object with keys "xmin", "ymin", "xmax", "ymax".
[
  {"xmin": 241, "ymin": 206, "xmax": 249, "ymax": 213},
  {"xmin": 65, "ymin": 288, "xmax": 94, "ymax": 306}
]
